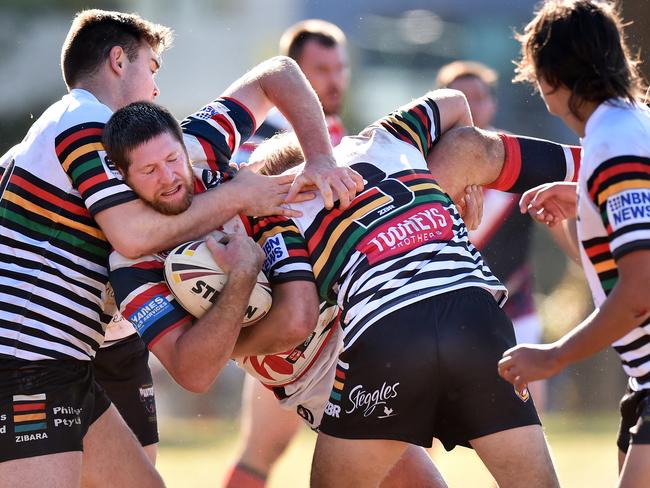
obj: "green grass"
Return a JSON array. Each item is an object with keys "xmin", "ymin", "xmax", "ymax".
[{"xmin": 155, "ymin": 412, "xmax": 620, "ymax": 487}]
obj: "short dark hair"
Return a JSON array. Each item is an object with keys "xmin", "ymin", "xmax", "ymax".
[
  {"xmin": 514, "ymin": 0, "xmax": 645, "ymax": 119},
  {"xmin": 61, "ymin": 9, "xmax": 173, "ymax": 89},
  {"xmin": 279, "ymin": 19, "xmax": 346, "ymax": 62},
  {"xmin": 103, "ymin": 101, "xmax": 183, "ymax": 174}
]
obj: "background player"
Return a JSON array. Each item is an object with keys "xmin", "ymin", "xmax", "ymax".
[
  {"xmin": 497, "ymin": 1, "xmax": 650, "ymax": 486},
  {"xmin": 226, "ymin": 19, "xmax": 352, "ymax": 488}
]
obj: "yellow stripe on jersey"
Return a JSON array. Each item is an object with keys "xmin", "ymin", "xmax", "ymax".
[
  {"xmin": 597, "ymin": 179, "xmax": 650, "ymax": 206},
  {"xmin": 383, "ymin": 116, "xmax": 423, "ymax": 154},
  {"xmin": 61, "ymin": 142, "xmax": 104, "ymax": 172},
  {"xmin": 312, "ymin": 194, "xmax": 392, "ymax": 276},
  {"xmin": 4, "ymin": 191, "xmax": 106, "ymax": 240}
]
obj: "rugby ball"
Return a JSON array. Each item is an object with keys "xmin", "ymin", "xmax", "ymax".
[{"xmin": 164, "ymin": 236, "xmax": 272, "ymax": 326}]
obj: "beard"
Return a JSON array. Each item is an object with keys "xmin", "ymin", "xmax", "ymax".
[{"xmin": 128, "ymin": 164, "xmax": 195, "ymax": 216}]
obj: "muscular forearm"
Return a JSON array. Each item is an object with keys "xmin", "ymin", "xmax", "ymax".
[
  {"xmin": 170, "ymin": 273, "xmax": 257, "ymax": 392},
  {"xmin": 232, "ymin": 281, "xmax": 319, "ymax": 357},
  {"xmin": 97, "ymin": 182, "xmax": 242, "ymax": 258}
]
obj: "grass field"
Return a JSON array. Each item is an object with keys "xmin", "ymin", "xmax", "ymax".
[{"xmin": 155, "ymin": 412, "xmax": 620, "ymax": 487}]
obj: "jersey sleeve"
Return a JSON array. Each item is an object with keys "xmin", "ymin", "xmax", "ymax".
[
  {"xmin": 244, "ymin": 215, "xmax": 315, "ymax": 284},
  {"xmin": 371, "ymin": 94, "xmax": 441, "ymax": 158},
  {"xmin": 181, "ymin": 97, "xmax": 256, "ymax": 175},
  {"xmin": 55, "ymin": 122, "xmax": 137, "ymax": 216},
  {"xmin": 488, "ymin": 133, "xmax": 582, "ymax": 193},
  {"xmin": 109, "ymin": 253, "xmax": 192, "ymax": 348},
  {"xmin": 587, "ymin": 155, "xmax": 650, "ymax": 260}
]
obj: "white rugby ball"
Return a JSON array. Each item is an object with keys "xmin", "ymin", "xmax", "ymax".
[{"xmin": 164, "ymin": 237, "xmax": 272, "ymax": 326}]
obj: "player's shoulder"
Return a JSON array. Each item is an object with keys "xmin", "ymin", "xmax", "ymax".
[
  {"xmin": 583, "ymin": 100, "xmax": 650, "ymax": 170},
  {"xmin": 56, "ymin": 89, "xmax": 112, "ymax": 135}
]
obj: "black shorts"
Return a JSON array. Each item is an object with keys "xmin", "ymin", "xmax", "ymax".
[
  {"xmin": 0, "ymin": 358, "xmax": 111, "ymax": 462},
  {"xmin": 94, "ymin": 334, "xmax": 158, "ymax": 447},
  {"xmin": 319, "ymin": 287, "xmax": 540, "ymax": 450},
  {"xmin": 617, "ymin": 386, "xmax": 650, "ymax": 452}
]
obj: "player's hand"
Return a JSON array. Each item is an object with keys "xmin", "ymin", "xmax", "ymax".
[
  {"xmin": 286, "ymin": 155, "xmax": 364, "ymax": 210},
  {"xmin": 205, "ymin": 233, "xmax": 264, "ymax": 281},
  {"xmin": 498, "ymin": 343, "xmax": 564, "ymax": 398},
  {"xmin": 519, "ymin": 182, "xmax": 578, "ymax": 227},
  {"xmin": 232, "ymin": 167, "xmax": 314, "ymax": 218},
  {"xmin": 457, "ymin": 185, "xmax": 484, "ymax": 230}
]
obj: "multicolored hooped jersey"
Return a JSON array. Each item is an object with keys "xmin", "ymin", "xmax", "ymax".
[
  {"xmin": 0, "ymin": 89, "xmax": 137, "ymax": 361},
  {"xmin": 110, "ymin": 169, "xmax": 313, "ymax": 348},
  {"xmin": 288, "ymin": 94, "xmax": 507, "ymax": 350},
  {"xmin": 576, "ymin": 99, "xmax": 650, "ymax": 390}
]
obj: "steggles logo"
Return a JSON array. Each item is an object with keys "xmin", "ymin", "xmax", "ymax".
[{"xmin": 346, "ymin": 382, "xmax": 400, "ymax": 417}]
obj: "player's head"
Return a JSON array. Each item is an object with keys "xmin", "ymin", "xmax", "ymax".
[
  {"xmin": 61, "ymin": 9, "xmax": 173, "ymax": 103},
  {"xmin": 103, "ymin": 101, "xmax": 194, "ymax": 215},
  {"xmin": 248, "ymin": 132, "xmax": 304, "ymax": 176},
  {"xmin": 280, "ymin": 19, "xmax": 349, "ymax": 116},
  {"xmin": 436, "ymin": 61, "xmax": 498, "ymax": 130},
  {"xmin": 514, "ymin": 0, "xmax": 644, "ymax": 121}
]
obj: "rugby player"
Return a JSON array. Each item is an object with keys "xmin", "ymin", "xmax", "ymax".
[
  {"xmin": 228, "ymin": 19, "xmax": 351, "ymax": 488},
  {"xmin": 497, "ymin": 1, "xmax": 650, "ymax": 486},
  {"xmin": 0, "ymin": 9, "xmax": 359, "ymax": 487}
]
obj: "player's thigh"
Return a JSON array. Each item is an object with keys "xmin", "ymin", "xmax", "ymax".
[
  {"xmin": 93, "ymin": 336, "xmax": 159, "ymax": 451},
  {"xmin": 311, "ymin": 432, "xmax": 408, "ymax": 488},
  {"xmin": 239, "ymin": 376, "xmax": 301, "ymax": 467},
  {"xmin": 0, "ymin": 452, "xmax": 82, "ymax": 488},
  {"xmin": 469, "ymin": 424, "xmax": 558, "ymax": 488},
  {"xmin": 380, "ymin": 445, "xmax": 447, "ymax": 488},
  {"xmin": 80, "ymin": 404, "xmax": 164, "ymax": 488},
  {"xmin": 619, "ymin": 444, "xmax": 650, "ymax": 488}
]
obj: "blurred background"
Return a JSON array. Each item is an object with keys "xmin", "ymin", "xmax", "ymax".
[{"xmin": 1, "ymin": 0, "xmax": 649, "ymax": 486}]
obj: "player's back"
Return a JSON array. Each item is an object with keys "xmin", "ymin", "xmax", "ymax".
[{"xmin": 289, "ymin": 99, "xmax": 506, "ymax": 349}]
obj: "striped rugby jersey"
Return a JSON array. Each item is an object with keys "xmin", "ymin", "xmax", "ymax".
[
  {"xmin": 577, "ymin": 99, "xmax": 650, "ymax": 390},
  {"xmin": 110, "ymin": 167, "xmax": 314, "ymax": 348},
  {"xmin": 0, "ymin": 89, "xmax": 137, "ymax": 361},
  {"xmin": 287, "ymin": 94, "xmax": 507, "ymax": 350}
]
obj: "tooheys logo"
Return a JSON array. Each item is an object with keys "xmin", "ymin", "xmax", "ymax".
[
  {"xmin": 357, "ymin": 203, "xmax": 453, "ymax": 265},
  {"xmin": 191, "ymin": 280, "xmax": 258, "ymax": 319}
]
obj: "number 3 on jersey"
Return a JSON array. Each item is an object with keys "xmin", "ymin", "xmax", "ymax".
[{"xmin": 352, "ymin": 162, "xmax": 414, "ymax": 229}]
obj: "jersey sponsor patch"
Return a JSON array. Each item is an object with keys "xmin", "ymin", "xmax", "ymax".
[
  {"xmin": 262, "ymin": 234, "xmax": 289, "ymax": 273},
  {"xmin": 128, "ymin": 295, "xmax": 175, "ymax": 335},
  {"xmin": 192, "ymin": 104, "xmax": 223, "ymax": 120},
  {"xmin": 356, "ymin": 203, "xmax": 453, "ymax": 265},
  {"xmin": 606, "ymin": 189, "xmax": 650, "ymax": 231},
  {"xmin": 101, "ymin": 151, "xmax": 122, "ymax": 179}
]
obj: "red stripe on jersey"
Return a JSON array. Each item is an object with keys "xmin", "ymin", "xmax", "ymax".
[
  {"xmin": 223, "ymin": 96, "xmax": 257, "ymax": 130},
  {"xmin": 588, "ymin": 162, "xmax": 650, "ymax": 201},
  {"xmin": 570, "ymin": 146, "xmax": 581, "ymax": 181},
  {"xmin": 197, "ymin": 136, "xmax": 218, "ymax": 171},
  {"xmin": 288, "ymin": 248, "xmax": 309, "ymax": 258},
  {"xmin": 124, "ymin": 283, "xmax": 174, "ymax": 314},
  {"xmin": 585, "ymin": 242, "xmax": 610, "ymax": 258},
  {"xmin": 213, "ymin": 114, "xmax": 235, "ymax": 152},
  {"xmin": 489, "ymin": 133, "xmax": 522, "ymax": 192},
  {"xmin": 307, "ymin": 188, "xmax": 381, "ymax": 251},
  {"xmin": 411, "ymin": 105, "xmax": 431, "ymax": 148},
  {"xmin": 55, "ymin": 128, "xmax": 103, "ymax": 156},
  {"xmin": 132, "ymin": 259, "xmax": 164, "ymax": 270},
  {"xmin": 12, "ymin": 175, "xmax": 91, "ymax": 217},
  {"xmin": 77, "ymin": 173, "xmax": 108, "ymax": 196}
]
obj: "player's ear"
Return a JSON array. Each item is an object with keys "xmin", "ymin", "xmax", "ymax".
[{"xmin": 108, "ymin": 46, "xmax": 126, "ymax": 76}]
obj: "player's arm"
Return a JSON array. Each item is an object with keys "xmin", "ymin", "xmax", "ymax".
[
  {"xmin": 232, "ymin": 280, "xmax": 319, "ymax": 357},
  {"xmin": 425, "ymin": 126, "xmax": 581, "ymax": 204},
  {"xmin": 231, "ymin": 215, "xmax": 320, "ymax": 356},
  {"xmin": 219, "ymin": 56, "xmax": 362, "ymax": 209},
  {"xmin": 499, "ymin": 154, "xmax": 650, "ymax": 394}
]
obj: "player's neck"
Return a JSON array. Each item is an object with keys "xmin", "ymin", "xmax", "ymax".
[{"xmin": 72, "ymin": 77, "xmax": 123, "ymax": 113}]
